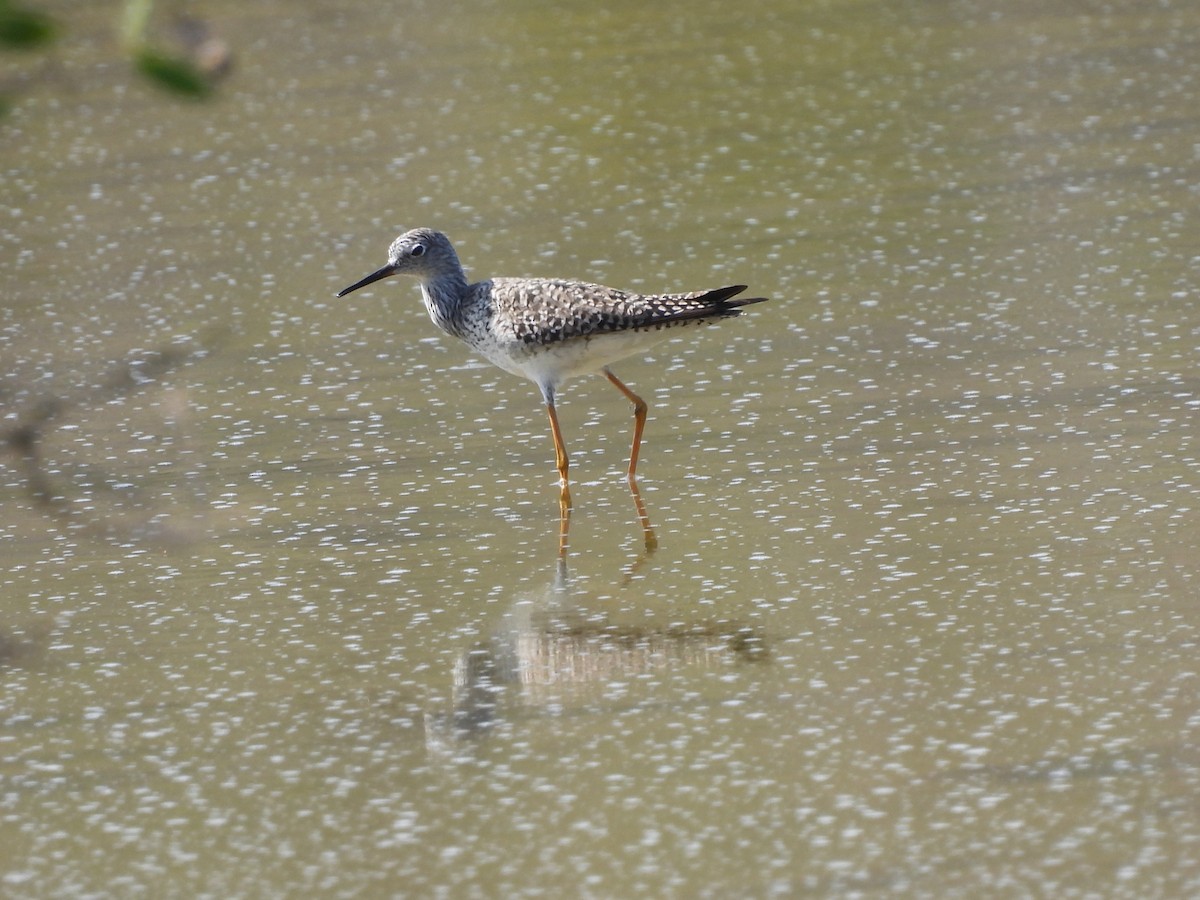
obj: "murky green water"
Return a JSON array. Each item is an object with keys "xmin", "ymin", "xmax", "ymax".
[{"xmin": 3, "ymin": 0, "xmax": 1199, "ymax": 894}]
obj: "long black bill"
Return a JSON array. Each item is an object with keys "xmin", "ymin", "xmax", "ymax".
[{"xmin": 337, "ymin": 264, "xmax": 397, "ymax": 297}]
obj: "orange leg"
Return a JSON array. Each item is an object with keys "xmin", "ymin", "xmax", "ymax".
[
  {"xmin": 627, "ymin": 475, "xmax": 658, "ymax": 556},
  {"xmin": 557, "ymin": 489, "xmax": 572, "ymax": 560},
  {"xmin": 603, "ymin": 367, "xmax": 648, "ymax": 478},
  {"xmin": 545, "ymin": 402, "xmax": 572, "ymax": 509}
]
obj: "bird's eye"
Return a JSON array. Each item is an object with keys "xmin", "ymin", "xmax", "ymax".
[{"xmin": 411, "ymin": 244, "xmax": 426, "ymax": 258}]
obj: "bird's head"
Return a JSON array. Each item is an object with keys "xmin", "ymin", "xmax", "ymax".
[{"xmin": 337, "ymin": 227, "xmax": 461, "ymax": 297}]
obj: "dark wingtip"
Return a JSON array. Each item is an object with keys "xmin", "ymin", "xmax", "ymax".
[
  {"xmin": 705, "ymin": 285, "xmax": 748, "ymax": 304},
  {"xmin": 706, "ymin": 285, "xmax": 769, "ymax": 314}
]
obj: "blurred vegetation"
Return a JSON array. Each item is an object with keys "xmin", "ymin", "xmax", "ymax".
[
  {"xmin": 0, "ymin": 0, "xmax": 230, "ymax": 115},
  {"xmin": 0, "ymin": 1, "xmax": 56, "ymax": 49},
  {"xmin": 1, "ymin": 332, "xmax": 225, "ymax": 540}
]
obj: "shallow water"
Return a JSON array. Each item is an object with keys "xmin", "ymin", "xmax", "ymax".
[{"xmin": 3, "ymin": 0, "xmax": 1199, "ymax": 894}]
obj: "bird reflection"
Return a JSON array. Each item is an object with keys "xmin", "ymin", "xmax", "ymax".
[
  {"xmin": 557, "ymin": 475, "xmax": 657, "ymax": 571},
  {"xmin": 425, "ymin": 488, "xmax": 767, "ymax": 749}
]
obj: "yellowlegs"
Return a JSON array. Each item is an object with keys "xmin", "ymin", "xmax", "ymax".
[{"xmin": 337, "ymin": 228, "xmax": 767, "ymax": 506}]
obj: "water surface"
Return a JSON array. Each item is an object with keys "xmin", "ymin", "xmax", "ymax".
[{"xmin": 2, "ymin": 0, "xmax": 1199, "ymax": 894}]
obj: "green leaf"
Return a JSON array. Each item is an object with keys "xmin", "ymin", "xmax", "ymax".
[
  {"xmin": 0, "ymin": 4, "xmax": 58, "ymax": 49},
  {"xmin": 134, "ymin": 48, "xmax": 211, "ymax": 99}
]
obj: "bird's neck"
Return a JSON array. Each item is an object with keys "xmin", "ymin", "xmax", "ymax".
[{"xmin": 420, "ymin": 272, "xmax": 470, "ymax": 336}]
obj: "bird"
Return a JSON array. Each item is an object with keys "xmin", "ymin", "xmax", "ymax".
[{"xmin": 337, "ymin": 228, "xmax": 767, "ymax": 507}]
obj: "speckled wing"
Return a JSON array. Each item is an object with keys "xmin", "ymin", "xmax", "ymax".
[{"xmin": 484, "ymin": 279, "xmax": 767, "ymax": 347}]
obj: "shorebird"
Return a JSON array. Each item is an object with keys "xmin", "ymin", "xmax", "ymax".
[{"xmin": 337, "ymin": 228, "xmax": 767, "ymax": 506}]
